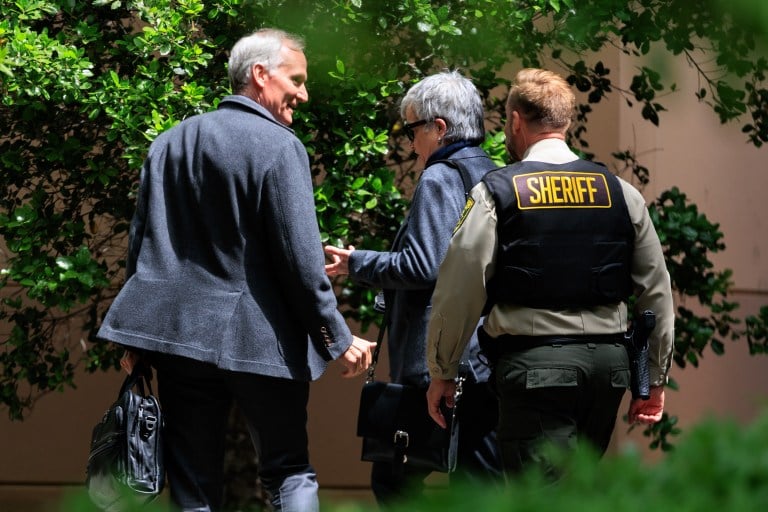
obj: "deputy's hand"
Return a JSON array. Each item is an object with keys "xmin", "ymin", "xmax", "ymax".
[
  {"xmin": 628, "ymin": 385, "xmax": 665, "ymax": 424},
  {"xmin": 339, "ymin": 335, "xmax": 376, "ymax": 378},
  {"xmin": 324, "ymin": 245, "xmax": 354, "ymax": 276},
  {"xmin": 426, "ymin": 378, "xmax": 456, "ymax": 429}
]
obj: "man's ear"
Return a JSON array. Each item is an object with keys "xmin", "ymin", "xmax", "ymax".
[
  {"xmin": 251, "ymin": 63, "xmax": 269, "ymax": 88},
  {"xmin": 511, "ymin": 110, "xmax": 521, "ymax": 134}
]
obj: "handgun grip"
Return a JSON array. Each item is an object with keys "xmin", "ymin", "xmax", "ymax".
[{"xmin": 640, "ymin": 309, "xmax": 656, "ymax": 333}]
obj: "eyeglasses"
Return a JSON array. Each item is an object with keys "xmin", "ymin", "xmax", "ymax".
[{"xmin": 402, "ymin": 119, "xmax": 432, "ymax": 141}]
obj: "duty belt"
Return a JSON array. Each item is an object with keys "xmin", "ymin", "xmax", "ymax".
[{"xmin": 496, "ymin": 333, "xmax": 625, "ymax": 353}]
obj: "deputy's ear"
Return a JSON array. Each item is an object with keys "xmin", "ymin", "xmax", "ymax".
[{"xmin": 510, "ymin": 110, "xmax": 522, "ymax": 134}]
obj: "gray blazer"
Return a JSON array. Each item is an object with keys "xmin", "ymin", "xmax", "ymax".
[
  {"xmin": 97, "ymin": 95, "xmax": 351, "ymax": 381},
  {"xmin": 348, "ymin": 145, "xmax": 497, "ymax": 386}
]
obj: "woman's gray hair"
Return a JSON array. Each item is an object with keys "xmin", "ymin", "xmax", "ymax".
[
  {"xmin": 228, "ymin": 28, "xmax": 305, "ymax": 94},
  {"xmin": 399, "ymin": 70, "xmax": 485, "ymax": 144}
]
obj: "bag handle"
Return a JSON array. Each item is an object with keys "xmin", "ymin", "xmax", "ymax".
[
  {"xmin": 118, "ymin": 358, "xmax": 155, "ymax": 399},
  {"xmin": 365, "ymin": 297, "xmax": 390, "ymax": 384},
  {"xmin": 364, "ymin": 291, "xmax": 468, "ymax": 396},
  {"xmin": 428, "ymin": 158, "xmax": 474, "ymax": 200}
]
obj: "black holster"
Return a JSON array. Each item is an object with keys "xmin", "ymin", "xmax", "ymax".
[
  {"xmin": 477, "ymin": 327, "xmax": 499, "ymax": 371},
  {"xmin": 624, "ymin": 310, "xmax": 654, "ymax": 400}
]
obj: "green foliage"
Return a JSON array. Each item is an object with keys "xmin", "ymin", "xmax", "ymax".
[
  {"xmin": 0, "ymin": 0, "xmax": 765, "ymax": 455},
  {"xmin": 56, "ymin": 411, "xmax": 768, "ymax": 511},
  {"xmin": 745, "ymin": 306, "xmax": 768, "ymax": 355},
  {"xmin": 0, "ymin": 0, "xmax": 223, "ymax": 419},
  {"xmin": 651, "ymin": 187, "xmax": 737, "ymax": 369}
]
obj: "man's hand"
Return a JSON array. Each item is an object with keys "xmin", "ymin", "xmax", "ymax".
[
  {"xmin": 628, "ymin": 385, "xmax": 665, "ymax": 424},
  {"xmin": 324, "ymin": 245, "xmax": 354, "ymax": 276},
  {"xmin": 426, "ymin": 378, "xmax": 457, "ymax": 429},
  {"xmin": 120, "ymin": 348, "xmax": 141, "ymax": 375},
  {"xmin": 339, "ymin": 335, "xmax": 376, "ymax": 378}
]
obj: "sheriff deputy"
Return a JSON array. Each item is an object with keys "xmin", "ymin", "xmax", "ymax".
[{"xmin": 425, "ymin": 68, "xmax": 675, "ymax": 478}]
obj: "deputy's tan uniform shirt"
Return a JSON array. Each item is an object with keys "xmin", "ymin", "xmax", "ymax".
[{"xmin": 426, "ymin": 139, "xmax": 674, "ymax": 386}]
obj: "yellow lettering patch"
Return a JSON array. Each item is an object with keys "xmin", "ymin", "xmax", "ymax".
[
  {"xmin": 453, "ymin": 197, "xmax": 475, "ymax": 235},
  {"xmin": 513, "ymin": 171, "xmax": 612, "ymax": 209}
]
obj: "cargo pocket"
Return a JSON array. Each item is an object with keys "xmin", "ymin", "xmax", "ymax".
[
  {"xmin": 611, "ymin": 367, "xmax": 631, "ymax": 389},
  {"xmin": 526, "ymin": 367, "xmax": 578, "ymax": 389}
]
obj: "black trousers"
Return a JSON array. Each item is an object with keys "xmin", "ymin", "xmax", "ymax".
[
  {"xmin": 152, "ymin": 353, "xmax": 319, "ymax": 512},
  {"xmin": 370, "ymin": 381, "xmax": 503, "ymax": 506},
  {"xmin": 494, "ymin": 341, "xmax": 629, "ymax": 480}
]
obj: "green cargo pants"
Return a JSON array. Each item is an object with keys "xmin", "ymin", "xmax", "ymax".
[{"xmin": 494, "ymin": 341, "xmax": 630, "ymax": 480}]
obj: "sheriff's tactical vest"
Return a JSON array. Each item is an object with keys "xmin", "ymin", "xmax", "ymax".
[{"xmin": 482, "ymin": 159, "xmax": 635, "ymax": 310}]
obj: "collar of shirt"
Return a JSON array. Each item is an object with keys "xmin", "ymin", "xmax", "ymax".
[
  {"xmin": 522, "ymin": 138, "xmax": 579, "ymax": 164},
  {"xmin": 219, "ymin": 95, "xmax": 296, "ymax": 134},
  {"xmin": 425, "ymin": 140, "xmax": 475, "ymax": 167}
]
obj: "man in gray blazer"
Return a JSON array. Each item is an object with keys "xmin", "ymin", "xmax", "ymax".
[{"xmin": 97, "ymin": 28, "xmax": 375, "ymax": 512}]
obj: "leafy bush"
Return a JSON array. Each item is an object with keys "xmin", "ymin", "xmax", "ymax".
[{"xmin": 56, "ymin": 410, "xmax": 768, "ymax": 511}]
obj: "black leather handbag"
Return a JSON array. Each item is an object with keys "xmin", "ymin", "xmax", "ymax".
[
  {"xmin": 357, "ymin": 378, "xmax": 461, "ymax": 473},
  {"xmin": 356, "ymin": 307, "xmax": 463, "ymax": 474},
  {"xmin": 86, "ymin": 361, "xmax": 165, "ymax": 510}
]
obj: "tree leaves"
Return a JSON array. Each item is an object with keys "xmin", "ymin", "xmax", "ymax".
[{"xmin": 0, "ymin": 1, "xmax": 766, "ymax": 428}]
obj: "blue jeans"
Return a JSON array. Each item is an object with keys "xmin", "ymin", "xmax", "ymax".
[{"xmin": 153, "ymin": 354, "xmax": 318, "ymax": 512}]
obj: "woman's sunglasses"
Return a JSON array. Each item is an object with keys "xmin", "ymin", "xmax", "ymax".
[{"xmin": 402, "ymin": 119, "xmax": 432, "ymax": 141}]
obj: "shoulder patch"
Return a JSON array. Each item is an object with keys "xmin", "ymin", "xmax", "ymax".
[
  {"xmin": 453, "ymin": 197, "xmax": 475, "ymax": 235},
  {"xmin": 513, "ymin": 171, "xmax": 612, "ymax": 209}
]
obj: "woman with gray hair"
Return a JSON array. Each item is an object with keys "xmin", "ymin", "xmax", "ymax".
[{"xmin": 325, "ymin": 70, "xmax": 503, "ymax": 505}]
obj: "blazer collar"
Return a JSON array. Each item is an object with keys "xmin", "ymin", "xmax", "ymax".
[{"xmin": 218, "ymin": 95, "xmax": 296, "ymax": 134}]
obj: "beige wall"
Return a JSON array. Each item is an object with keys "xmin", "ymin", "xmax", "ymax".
[
  {"xmin": 593, "ymin": 49, "xmax": 768, "ymax": 455},
  {"xmin": 1, "ymin": 49, "xmax": 767, "ymax": 509}
]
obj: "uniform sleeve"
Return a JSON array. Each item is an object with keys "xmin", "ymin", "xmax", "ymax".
[
  {"xmin": 348, "ymin": 169, "xmax": 466, "ymax": 290},
  {"xmin": 264, "ymin": 138, "xmax": 352, "ymax": 360},
  {"xmin": 621, "ymin": 180, "xmax": 675, "ymax": 385},
  {"xmin": 426, "ymin": 182, "xmax": 498, "ymax": 379}
]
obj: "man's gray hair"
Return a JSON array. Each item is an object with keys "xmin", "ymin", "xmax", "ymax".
[
  {"xmin": 228, "ymin": 28, "xmax": 305, "ymax": 93},
  {"xmin": 399, "ymin": 70, "xmax": 485, "ymax": 144}
]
